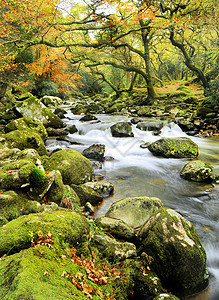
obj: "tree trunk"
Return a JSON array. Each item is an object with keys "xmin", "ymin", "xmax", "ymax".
[{"xmin": 139, "ymin": 19, "xmax": 156, "ymax": 104}]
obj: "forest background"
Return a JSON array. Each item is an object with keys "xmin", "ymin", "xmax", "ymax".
[{"xmin": 0, "ymin": 0, "xmax": 218, "ymax": 105}]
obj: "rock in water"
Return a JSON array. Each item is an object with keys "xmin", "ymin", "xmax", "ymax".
[
  {"xmin": 148, "ymin": 137, "xmax": 198, "ymax": 158},
  {"xmin": 82, "ymin": 144, "xmax": 105, "ymax": 162},
  {"xmin": 180, "ymin": 160, "xmax": 214, "ymax": 182},
  {"xmin": 138, "ymin": 208, "xmax": 209, "ymax": 297},
  {"xmin": 110, "ymin": 122, "xmax": 134, "ymax": 137}
]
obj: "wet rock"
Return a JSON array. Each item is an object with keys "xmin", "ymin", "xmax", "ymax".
[
  {"xmin": 46, "ymin": 127, "xmax": 69, "ymax": 136},
  {"xmin": 84, "ymin": 181, "xmax": 114, "ymax": 197},
  {"xmin": 14, "ymin": 96, "xmax": 65, "ymax": 128},
  {"xmin": 71, "ymin": 183, "xmax": 103, "ymax": 206},
  {"xmin": 67, "ymin": 124, "xmax": 78, "ymax": 134},
  {"xmin": 6, "ymin": 117, "xmax": 48, "ymax": 141},
  {"xmin": 79, "ymin": 114, "xmax": 98, "ymax": 122},
  {"xmin": 148, "ymin": 137, "xmax": 198, "ymax": 158},
  {"xmin": 93, "ymin": 234, "xmax": 136, "ymax": 261},
  {"xmin": 44, "ymin": 149, "xmax": 93, "ymax": 185},
  {"xmin": 53, "ymin": 108, "xmax": 67, "ymax": 115},
  {"xmin": 130, "ymin": 117, "xmax": 141, "ymax": 124},
  {"xmin": 106, "ymin": 196, "xmax": 164, "ymax": 228},
  {"xmin": 110, "ymin": 122, "xmax": 134, "ymax": 137},
  {"xmin": 82, "ymin": 144, "xmax": 105, "ymax": 162},
  {"xmin": 138, "ymin": 208, "xmax": 209, "ymax": 297},
  {"xmin": 136, "ymin": 121, "xmax": 163, "ymax": 132},
  {"xmin": 95, "ymin": 216, "xmax": 136, "ymax": 241},
  {"xmin": 180, "ymin": 160, "xmax": 214, "ymax": 182}
]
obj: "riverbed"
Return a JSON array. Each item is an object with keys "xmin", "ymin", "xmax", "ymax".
[{"xmin": 46, "ymin": 111, "xmax": 219, "ymax": 299}]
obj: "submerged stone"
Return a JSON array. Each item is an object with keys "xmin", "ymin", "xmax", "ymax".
[
  {"xmin": 138, "ymin": 207, "xmax": 209, "ymax": 297},
  {"xmin": 148, "ymin": 137, "xmax": 198, "ymax": 158},
  {"xmin": 105, "ymin": 196, "xmax": 164, "ymax": 228}
]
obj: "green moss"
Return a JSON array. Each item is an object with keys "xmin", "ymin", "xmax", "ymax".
[
  {"xmin": 44, "ymin": 149, "xmax": 93, "ymax": 185},
  {"xmin": 30, "ymin": 168, "xmax": 47, "ymax": 188},
  {"xmin": 0, "ymin": 191, "xmax": 43, "ymax": 222},
  {"xmin": 5, "ymin": 130, "xmax": 47, "ymax": 156},
  {"xmin": 0, "ymin": 211, "xmax": 89, "ymax": 256}
]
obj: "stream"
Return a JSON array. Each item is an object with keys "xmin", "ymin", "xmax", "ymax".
[{"xmin": 46, "ymin": 110, "xmax": 219, "ymax": 299}]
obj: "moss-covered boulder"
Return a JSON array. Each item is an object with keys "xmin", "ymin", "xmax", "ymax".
[
  {"xmin": 123, "ymin": 258, "xmax": 163, "ymax": 300},
  {"xmin": 44, "ymin": 149, "xmax": 93, "ymax": 185},
  {"xmin": 82, "ymin": 144, "xmax": 105, "ymax": 162},
  {"xmin": 105, "ymin": 196, "xmax": 164, "ymax": 228},
  {"xmin": 14, "ymin": 96, "xmax": 64, "ymax": 128},
  {"xmin": 110, "ymin": 122, "xmax": 134, "ymax": 137},
  {"xmin": 95, "ymin": 216, "xmax": 136, "ymax": 241},
  {"xmin": 138, "ymin": 208, "xmax": 209, "ymax": 297},
  {"xmin": 60, "ymin": 185, "xmax": 81, "ymax": 210},
  {"xmin": 4, "ymin": 129, "xmax": 47, "ymax": 155},
  {"xmin": 29, "ymin": 168, "xmax": 64, "ymax": 203},
  {"xmin": 0, "ymin": 211, "xmax": 89, "ymax": 256},
  {"xmin": 93, "ymin": 234, "xmax": 136, "ymax": 261},
  {"xmin": 148, "ymin": 137, "xmax": 198, "ymax": 158},
  {"xmin": 41, "ymin": 95, "xmax": 62, "ymax": 107},
  {"xmin": 0, "ymin": 160, "xmax": 36, "ymax": 190},
  {"xmin": 180, "ymin": 159, "xmax": 214, "ymax": 182},
  {"xmin": 6, "ymin": 117, "xmax": 48, "ymax": 141},
  {"xmin": 0, "ymin": 244, "xmax": 130, "ymax": 300},
  {"xmin": 71, "ymin": 183, "xmax": 103, "ymax": 206},
  {"xmin": 0, "ymin": 191, "xmax": 43, "ymax": 224},
  {"xmin": 0, "ymin": 148, "xmax": 45, "ymax": 190}
]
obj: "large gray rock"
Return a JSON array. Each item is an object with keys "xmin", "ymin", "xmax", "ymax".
[
  {"xmin": 14, "ymin": 96, "xmax": 64, "ymax": 128},
  {"xmin": 110, "ymin": 122, "xmax": 134, "ymax": 137},
  {"xmin": 105, "ymin": 196, "xmax": 164, "ymax": 228},
  {"xmin": 138, "ymin": 208, "xmax": 209, "ymax": 297},
  {"xmin": 180, "ymin": 160, "xmax": 214, "ymax": 182},
  {"xmin": 95, "ymin": 216, "xmax": 136, "ymax": 241},
  {"xmin": 148, "ymin": 137, "xmax": 198, "ymax": 158}
]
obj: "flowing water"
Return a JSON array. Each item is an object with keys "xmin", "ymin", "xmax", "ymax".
[{"xmin": 46, "ymin": 111, "xmax": 219, "ymax": 299}]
